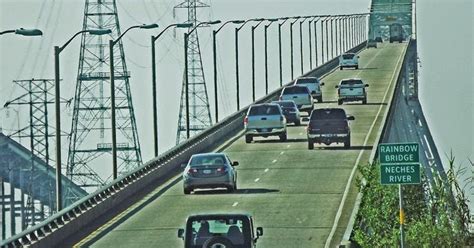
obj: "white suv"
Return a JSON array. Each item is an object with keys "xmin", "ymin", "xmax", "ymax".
[{"xmin": 339, "ymin": 53, "xmax": 359, "ymax": 70}]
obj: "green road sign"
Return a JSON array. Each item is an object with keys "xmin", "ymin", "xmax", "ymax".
[
  {"xmin": 380, "ymin": 163, "xmax": 421, "ymax": 184},
  {"xmin": 379, "ymin": 143, "xmax": 419, "ymax": 164}
]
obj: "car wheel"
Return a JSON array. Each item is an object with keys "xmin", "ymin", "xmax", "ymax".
[
  {"xmin": 339, "ymin": 66, "xmax": 343, "ymax": 70},
  {"xmin": 344, "ymin": 135, "xmax": 351, "ymax": 148},
  {"xmin": 338, "ymin": 99, "xmax": 343, "ymax": 105},
  {"xmin": 279, "ymin": 132, "xmax": 287, "ymax": 142},
  {"xmin": 362, "ymin": 98, "xmax": 367, "ymax": 104},
  {"xmin": 245, "ymin": 135, "xmax": 252, "ymax": 143},
  {"xmin": 308, "ymin": 141, "xmax": 314, "ymax": 150},
  {"xmin": 183, "ymin": 188, "xmax": 191, "ymax": 195},
  {"xmin": 317, "ymin": 96, "xmax": 323, "ymax": 103},
  {"xmin": 203, "ymin": 236, "xmax": 234, "ymax": 248},
  {"xmin": 355, "ymin": 65, "xmax": 359, "ymax": 70},
  {"xmin": 295, "ymin": 120, "xmax": 301, "ymax": 126}
]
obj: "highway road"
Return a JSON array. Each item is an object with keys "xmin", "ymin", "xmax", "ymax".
[{"xmin": 77, "ymin": 43, "xmax": 407, "ymax": 248}]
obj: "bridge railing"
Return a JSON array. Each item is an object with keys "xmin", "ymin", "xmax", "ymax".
[{"xmin": 1, "ymin": 42, "xmax": 367, "ymax": 247}]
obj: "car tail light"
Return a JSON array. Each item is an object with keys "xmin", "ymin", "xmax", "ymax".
[
  {"xmin": 187, "ymin": 168, "xmax": 198, "ymax": 174},
  {"xmin": 244, "ymin": 116, "xmax": 248, "ymax": 125},
  {"xmin": 216, "ymin": 167, "xmax": 227, "ymax": 174}
]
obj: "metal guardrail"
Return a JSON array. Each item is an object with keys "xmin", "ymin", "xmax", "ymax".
[{"xmin": 1, "ymin": 42, "xmax": 367, "ymax": 248}]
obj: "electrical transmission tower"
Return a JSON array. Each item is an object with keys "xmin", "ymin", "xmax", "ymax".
[
  {"xmin": 175, "ymin": 0, "xmax": 213, "ymax": 144},
  {"xmin": 4, "ymin": 78, "xmax": 56, "ymax": 227},
  {"xmin": 68, "ymin": 0, "xmax": 142, "ymax": 191}
]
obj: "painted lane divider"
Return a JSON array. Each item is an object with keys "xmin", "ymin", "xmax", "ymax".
[
  {"xmin": 232, "ymin": 202, "xmax": 239, "ymax": 207},
  {"xmin": 254, "ymin": 178, "xmax": 260, "ymax": 182},
  {"xmin": 272, "ymin": 159, "xmax": 277, "ymax": 163},
  {"xmin": 264, "ymin": 168, "xmax": 269, "ymax": 173},
  {"xmin": 280, "ymin": 151, "xmax": 285, "ymax": 155}
]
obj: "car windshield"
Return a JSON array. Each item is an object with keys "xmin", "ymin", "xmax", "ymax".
[
  {"xmin": 311, "ymin": 109, "xmax": 347, "ymax": 120},
  {"xmin": 273, "ymin": 101, "xmax": 296, "ymax": 108},
  {"xmin": 248, "ymin": 105, "xmax": 280, "ymax": 116},
  {"xmin": 340, "ymin": 80, "xmax": 363, "ymax": 87},
  {"xmin": 296, "ymin": 78, "xmax": 319, "ymax": 85},
  {"xmin": 282, "ymin": 86, "xmax": 308, "ymax": 94},
  {"xmin": 342, "ymin": 54, "xmax": 355, "ymax": 59},
  {"xmin": 190, "ymin": 155, "xmax": 226, "ymax": 166},
  {"xmin": 186, "ymin": 217, "xmax": 250, "ymax": 248}
]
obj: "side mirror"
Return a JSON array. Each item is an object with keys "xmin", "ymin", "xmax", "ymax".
[
  {"xmin": 365, "ymin": 84, "xmax": 369, "ymax": 87},
  {"xmin": 180, "ymin": 163, "xmax": 187, "ymax": 168},
  {"xmin": 320, "ymin": 82, "xmax": 325, "ymax": 86},
  {"xmin": 335, "ymin": 85, "xmax": 339, "ymax": 89},
  {"xmin": 232, "ymin": 161, "xmax": 239, "ymax": 166},
  {"xmin": 256, "ymin": 227, "xmax": 263, "ymax": 237},
  {"xmin": 302, "ymin": 117, "xmax": 309, "ymax": 122},
  {"xmin": 347, "ymin": 115, "xmax": 355, "ymax": 121},
  {"xmin": 177, "ymin": 228, "xmax": 184, "ymax": 239}
]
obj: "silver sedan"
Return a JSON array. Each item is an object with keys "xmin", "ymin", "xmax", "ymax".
[{"xmin": 182, "ymin": 153, "xmax": 238, "ymax": 194}]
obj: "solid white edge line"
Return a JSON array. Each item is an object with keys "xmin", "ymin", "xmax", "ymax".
[{"xmin": 325, "ymin": 46, "xmax": 406, "ymax": 248}]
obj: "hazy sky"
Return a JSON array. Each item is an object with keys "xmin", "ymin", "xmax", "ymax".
[{"xmin": 0, "ymin": 0, "xmax": 472, "ymax": 206}]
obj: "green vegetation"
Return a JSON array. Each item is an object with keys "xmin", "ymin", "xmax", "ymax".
[{"xmin": 353, "ymin": 153, "xmax": 472, "ymax": 247}]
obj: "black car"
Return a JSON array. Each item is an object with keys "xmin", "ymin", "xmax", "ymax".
[
  {"xmin": 306, "ymin": 108, "xmax": 355, "ymax": 149},
  {"xmin": 272, "ymin": 100, "xmax": 301, "ymax": 126}
]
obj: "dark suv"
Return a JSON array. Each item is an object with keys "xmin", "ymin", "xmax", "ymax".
[
  {"xmin": 306, "ymin": 108, "xmax": 355, "ymax": 149},
  {"xmin": 178, "ymin": 214, "xmax": 263, "ymax": 248}
]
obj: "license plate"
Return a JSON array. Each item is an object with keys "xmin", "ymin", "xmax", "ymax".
[{"xmin": 203, "ymin": 169, "xmax": 212, "ymax": 174}]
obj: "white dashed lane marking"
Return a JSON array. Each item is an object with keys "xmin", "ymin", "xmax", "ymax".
[
  {"xmin": 264, "ymin": 168, "xmax": 269, "ymax": 173},
  {"xmin": 286, "ymin": 144, "xmax": 291, "ymax": 148},
  {"xmin": 254, "ymin": 178, "xmax": 260, "ymax": 182},
  {"xmin": 272, "ymin": 159, "xmax": 277, "ymax": 163},
  {"xmin": 280, "ymin": 151, "xmax": 285, "ymax": 155},
  {"xmin": 232, "ymin": 202, "xmax": 239, "ymax": 207}
]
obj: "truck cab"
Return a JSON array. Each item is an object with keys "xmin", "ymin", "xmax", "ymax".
[
  {"xmin": 178, "ymin": 214, "xmax": 263, "ymax": 248},
  {"xmin": 244, "ymin": 103, "xmax": 287, "ymax": 143},
  {"xmin": 335, "ymin": 78, "xmax": 369, "ymax": 105},
  {"xmin": 389, "ymin": 23, "xmax": 404, "ymax": 43}
]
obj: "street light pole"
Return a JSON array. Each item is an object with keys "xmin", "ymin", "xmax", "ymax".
[
  {"xmin": 289, "ymin": 17, "xmax": 300, "ymax": 80},
  {"xmin": 278, "ymin": 18, "xmax": 289, "ymax": 87},
  {"xmin": 308, "ymin": 17, "xmax": 319, "ymax": 69},
  {"xmin": 299, "ymin": 17, "xmax": 310, "ymax": 75},
  {"xmin": 151, "ymin": 23, "xmax": 191, "ymax": 157},
  {"xmin": 251, "ymin": 20, "xmax": 265, "ymax": 102},
  {"xmin": 212, "ymin": 20, "xmax": 244, "ymax": 123},
  {"xmin": 54, "ymin": 28, "xmax": 111, "ymax": 211},
  {"xmin": 263, "ymin": 18, "xmax": 279, "ymax": 95},
  {"xmin": 330, "ymin": 17, "xmax": 334, "ymax": 59},
  {"xmin": 110, "ymin": 23, "xmax": 158, "ymax": 179}
]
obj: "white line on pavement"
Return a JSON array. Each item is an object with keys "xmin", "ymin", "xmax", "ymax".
[
  {"xmin": 286, "ymin": 144, "xmax": 291, "ymax": 148},
  {"xmin": 272, "ymin": 159, "xmax": 277, "ymax": 163},
  {"xmin": 232, "ymin": 202, "xmax": 239, "ymax": 207},
  {"xmin": 254, "ymin": 178, "xmax": 260, "ymax": 182},
  {"xmin": 280, "ymin": 151, "xmax": 284, "ymax": 155},
  {"xmin": 264, "ymin": 168, "xmax": 269, "ymax": 173}
]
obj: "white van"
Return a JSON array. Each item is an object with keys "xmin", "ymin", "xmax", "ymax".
[{"xmin": 339, "ymin": 53, "xmax": 359, "ymax": 70}]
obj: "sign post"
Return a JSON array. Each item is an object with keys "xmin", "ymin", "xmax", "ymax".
[{"xmin": 379, "ymin": 142, "xmax": 420, "ymax": 248}]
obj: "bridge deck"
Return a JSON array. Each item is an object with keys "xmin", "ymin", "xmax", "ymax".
[{"xmin": 79, "ymin": 43, "xmax": 407, "ymax": 247}]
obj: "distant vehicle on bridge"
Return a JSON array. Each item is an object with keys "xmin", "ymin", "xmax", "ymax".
[
  {"xmin": 178, "ymin": 214, "xmax": 263, "ymax": 248},
  {"xmin": 335, "ymin": 78, "xmax": 369, "ymax": 105},
  {"xmin": 293, "ymin": 76, "xmax": 325, "ymax": 103},
  {"xmin": 306, "ymin": 108, "xmax": 355, "ymax": 149},
  {"xmin": 272, "ymin": 100, "xmax": 301, "ymax": 126},
  {"xmin": 366, "ymin": 39, "xmax": 377, "ymax": 48},
  {"xmin": 182, "ymin": 153, "xmax": 238, "ymax": 194},
  {"xmin": 339, "ymin": 52, "xmax": 359, "ymax": 70},
  {"xmin": 244, "ymin": 103, "xmax": 287, "ymax": 143},
  {"xmin": 389, "ymin": 23, "xmax": 404, "ymax": 43},
  {"xmin": 279, "ymin": 85, "xmax": 314, "ymax": 114}
]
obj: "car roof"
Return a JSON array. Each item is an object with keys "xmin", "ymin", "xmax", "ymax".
[
  {"xmin": 340, "ymin": 78, "xmax": 363, "ymax": 82},
  {"xmin": 191, "ymin": 152, "xmax": 226, "ymax": 158},
  {"xmin": 296, "ymin": 76, "xmax": 318, "ymax": 80},
  {"xmin": 272, "ymin": 100, "xmax": 295, "ymax": 104},
  {"xmin": 313, "ymin": 107, "xmax": 346, "ymax": 112},
  {"xmin": 342, "ymin": 52, "xmax": 356, "ymax": 56},
  {"xmin": 284, "ymin": 85, "xmax": 307, "ymax": 88},
  {"xmin": 186, "ymin": 213, "xmax": 253, "ymax": 221}
]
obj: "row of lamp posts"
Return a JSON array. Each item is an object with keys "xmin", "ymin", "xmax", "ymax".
[{"xmin": 1, "ymin": 13, "xmax": 366, "ymax": 212}]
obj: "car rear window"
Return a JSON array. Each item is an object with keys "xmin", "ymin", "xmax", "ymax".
[
  {"xmin": 311, "ymin": 109, "xmax": 346, "ymax": 120},
  {"xmin": 282, "ymin": 86, "xmax": 308, "ymax": 95},
  {"xmin": 340, "ymin": 80, "xmax": 363, "ymax": 86},
  {"xmin": 296, "ymin": 78, "xmax": 319, "ymax": 85},
  {"xmin": 248, "ymin": 105, "xmax": 281, "ymax": 116},
  {"xmin": 273, "ymin": 101, "xmax": 295, "ymax": 108},
  {"xmin": 190, "ymin": 155, "xmax": 226, "ymax": 166},
  {"xmin": 342, "ymin": 54, "xmax": 355, "ymax": 59}
]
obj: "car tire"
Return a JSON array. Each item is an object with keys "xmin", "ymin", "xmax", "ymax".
[
  {"xmin": 279, "ymin": 132, "xmax": 287, "ymax": 142},
  {"xmin": 203, "ymin": 236, "xmax": 234, "ymax": 248},
  {"xmin": 339, "ymin": 66, "xmax": 343, "ymax": 70},
  {"xmin": 344, "ymin": 135, "xmax": 351, "ymax": 148},
  {"xmin": 245, "ymin": 135, "xmax": 252, "ymax": 143},
  {"xmin": 355, "ymin": 65, "xmax": 359, "ymax": 70},
  {"xmin": 338, "ymin": 99, "xmax": 343, "ymax": 105},
  {"xmin": 362, "ymin": 98, "xmax": 367, "ymax": 104},
  {"xmin": 183, "ymin": 188, "xmax": 191, "ymax": 195},
  {"xmin": 317, "ymin": 96, "xmax": 323, "ymax": 103},
  {"xmin": 308, "ymin": 141, "xmax": 314, "ymax": 150},
  {"xmin": 295, "ymin": 120, "xmax": 301, "ymax": 126}
]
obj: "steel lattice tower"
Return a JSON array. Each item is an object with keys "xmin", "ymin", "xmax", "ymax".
[
  {"xmin": 175, "ymin": 0, "xmax": 213, "ymax": 144},
  {"xmin": 68, "ymin": 0, "xmax": 142, "ymax": 191}
]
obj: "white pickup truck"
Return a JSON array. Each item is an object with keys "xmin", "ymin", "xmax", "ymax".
[
  {"xmin": 293, "ymin": 77, "xmax": 325, "ymax": 103},
  {"xmin": 335, "ymin": 78, "xmax": 369, "ymax": 105},
  {"xmin": 244, "ymin": 103, "xmax": 287, "ymax": 143},
  {"xmin": 339, "ymin": 53, "xmax": 359, "ymax": 70},
  {"xmin": 279, "ymin": 85, "xmax": 314, "ymax": 114}
]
